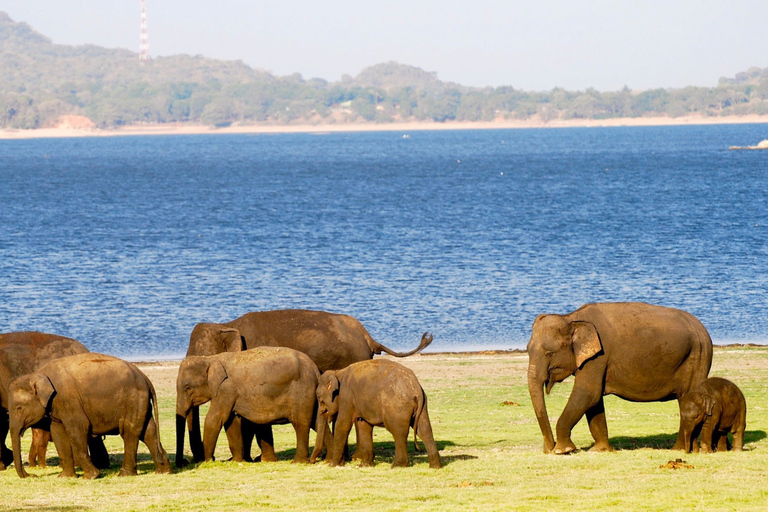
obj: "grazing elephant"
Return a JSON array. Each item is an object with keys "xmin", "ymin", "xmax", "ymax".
[
  {"xmin": 177, "ymin": 308, "xmax": 433, "ymax": 467},
  {"xmin": 176, "ymin": 347, "xmax": 327, "ymax": 464},
  {"xmin": 527, "ymin": 302, "xmax": 713, "ymax": 454},
  {"xmin": 313, "ymin": 359, "xmax": 441, "ymax": 469},
  {"xmin": 9, "ymin": 353, "xmax": 172, "ymax": 479},
  {"xmin": 679, "ymin": 377, "xmax": 746, "ymax": 453},
  {"xmin": 0, "ymin": 331, "xmax": 109, "ymax": 471}
]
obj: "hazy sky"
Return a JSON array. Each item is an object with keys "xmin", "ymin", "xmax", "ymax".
[{"xmin": 4, "ymin": 1, "xmax": 768, "ymax": 91}]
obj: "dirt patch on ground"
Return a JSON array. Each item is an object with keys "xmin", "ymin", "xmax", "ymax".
[{"xmin": 659, "ymin": 459, "xmax": 694, "ymax": 470}]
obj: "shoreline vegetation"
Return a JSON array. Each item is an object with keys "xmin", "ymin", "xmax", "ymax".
[
  {"xmin": 3, "ymin": 347, "xmax": 768, "ymax": 510},
  {"xmin": 3, "ymin": 113, "xmax": 768, "ymax": 140}
]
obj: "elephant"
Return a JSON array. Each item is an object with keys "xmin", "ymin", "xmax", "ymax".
[
  {"xmin": 679, "ymin": 377, "xmax": 746, "ymax": 453},
  {"xmin": 0, "ymin": 331, "xmax": 109, "ymax": 471},
  {"xmin": 177, "ymin": 308, "xmax": 433, "ymax": 467},
  {"xmin": 527, "ymin": 302, "xmax": 713, "ymax": 454},
  {"xmin": 9, "ymin": 352, "xmax": 172, "ymax": 479},
  {"xmin": 176, "ymin": 347, "xmax": 328, "ymax": 464},
  {"xmin": 313, "ymin": 359, "xmax": 441, "ymax": 469}
]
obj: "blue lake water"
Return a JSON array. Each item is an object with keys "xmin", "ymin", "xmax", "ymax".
[{"xmin": 1, "ymin": 125, "xmax": 767, "ymax": 358}]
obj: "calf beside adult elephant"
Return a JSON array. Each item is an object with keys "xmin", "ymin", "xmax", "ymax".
[
  {"xmin": 0, "ymin": 331, "xmax": 110, "ymax": 471},
  {"xmin": 177, "ymin": 309, "xmax": 433, "ymax": 466},
  {"xmin": 527, "ymin": 302, "xmax": 713, "ymax": 454},
  {"xmin": 9, "ymin": 353, "xmax": 172, "ymax": 479}
]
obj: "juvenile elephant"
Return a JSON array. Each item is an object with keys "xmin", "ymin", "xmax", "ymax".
[
  {"xmin": 178, "ymin": 308, "xmax": 433, "ymax": 467},
  {"xmin": 9, "ymin": 353, "xmax": 172, "ymax": 479},
  {"xmin": 527, "ymin": 302, "xmax": 713, "ymax": 454},
  {"xmin": 679, "ymin": 377, "xmax": 746, "ymax": 453},
  {"xmin": 314, "ymin": 359, "xmax": 441, "ymax": 469},
  {"xmin": 0, "ymin": 331, "xmax": 109, "ymax": 471},
  {"xmin": 176, "ymin": 347, "xmax": 327, "ymax": 464}
]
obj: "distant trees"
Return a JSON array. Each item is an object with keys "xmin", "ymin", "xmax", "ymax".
[{"xmin": 2, "ymin": 11, "xmax": 768, "ymax": 129}]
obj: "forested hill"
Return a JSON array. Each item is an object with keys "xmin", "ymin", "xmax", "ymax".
[{"xmin": 2, "ymin": 11, "xmax": 768, "ymax": 129}]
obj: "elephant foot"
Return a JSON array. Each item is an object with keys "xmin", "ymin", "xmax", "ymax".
[
  {"xmin": 291, "ymin": 457, "xmax": 310, "ymax": 464},
  {"xmin": 58, "ymin": 471, "xmax": 77, "ymax": 478},
  {"xmin": 118, "ymin": 468, "xmax": 137, "ymax": 477},
  {"xmin": 553, "ymin": 440, "xmax": 577, "ymax": 455},
  {"xmin": 589, "ymin": 442, "xmax": 614, "ymax": 453},
  {"xmin": 260, "ymin": 453, "xmax": 278, "ymax": 463},
  {"xmin": 83, "ymin": 469, "xmax": 100, "ymax": 480},
  {"xmin": 175, "ymin": 457, "xmax": 190, "ymax": 468}
]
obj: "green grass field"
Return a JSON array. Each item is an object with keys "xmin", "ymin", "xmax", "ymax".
[{"xmin": 2, "ymin": 347, "xmax": 767, "ymax": 511}]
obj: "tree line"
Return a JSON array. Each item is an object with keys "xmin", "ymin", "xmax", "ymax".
[{"xmin": 2, "ymin": 12, "xmax": 768, "ymax": 130}]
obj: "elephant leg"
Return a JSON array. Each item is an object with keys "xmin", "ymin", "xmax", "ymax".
[
  {"xmin": 69, "ymin": 425, "xmax": 99, "ymax": 480},
  {"xmin": 699, "ymin": 420, "xmax": 715, "ymax": 453},
  {"xmin": 188, "ymin": 406, "xmax": 205, "ymax": 463},
  {"xmin": 240, "ymin": 417, "xmax": 255, "ymax": 462},
  {"xmin": 119, "ymin": 431, "xmax": 140, "ymax": 477},
  {"xmin": 389, "ymin": 419, "xmax": 411, "ymax": 468},
  {"xmin": 732, "ymin": 427, "xmax": 744, "ymax": 451},
  {"xmin": 554, "ymin": 384, "xmax": 601, "ymax": 454},
  {"xmin": 329, "ymin": 415, "xmax": 354, "ymax": 467},
  {"xmin": 353, "ymin": 421, "xmax": 374, "ymax": 467},
  {"xmin": 254, "ymin": 424, "xmax": 277, "ymax": 462},
  {"xmin": 88, "ymin": 435, "xmax": 111, "ymax": 469},
  {"xmin": 350, "ymin": 421, "xmax": 364, "ymax": 461},
  {"xmin": 671, "ymin": 399, "xmax": 690, "ymax": 451},
  {"xmin": 50, "ymin": 422, "xmax": 77, "ymax": 478},
  {"xmin": 416, "ymin": 408, "xmax": 442, "ymax": 469},
  {"xmin": 715, "ymin": 432, "xmax": 729, "ymax": 452},
  {"xmin": 586, "ymin": 398, "xmax": 613, "ymax": 452},
  {"xmin": 0, "ymin": 412, "xmax": 12, "ymax": 470},
  {"xmin": 203, "ymin": 408, "xmax": 228, "ymax": 462},
  {"xmin": 141, "ymin": 417, "xmax": 172, "ymax": 474},
  {"xmin": 291, "ymin": 420, "xmax": 311, "ymax": 463},
  {"xmin": 223, "ymin": 415, "xmax": 246, "ymax": 462}
]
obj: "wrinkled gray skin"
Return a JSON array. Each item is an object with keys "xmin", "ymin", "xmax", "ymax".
[
  {"xmin": 679, "ymin": 377, "xmax": 746, "ymax": 453},
  {"xmin": 527, "ymin": 302, "xmax": 713, "ymax": 454},
  {"xmin": 314, "ymin": 359, "xmax": 441, "ymax": 469},
  {"xmin": 176, "ymin": 347, "xmax": 328, "ymax": 464},
  {"xmin": 0, "ymin": 331, "xmax": 109, "ymax": 471},
  {"xmin": 9, "ymin": 353, "xmax": 172, "ymax": 479},
  {"xmin": 177, "ymin": 308, "xmax": 433, "ymax": 467}
]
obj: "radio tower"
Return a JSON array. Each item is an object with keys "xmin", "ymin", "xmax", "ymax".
[{"xmin": 139, "ymin": 0, "xmax": 149, "ymax": 62}]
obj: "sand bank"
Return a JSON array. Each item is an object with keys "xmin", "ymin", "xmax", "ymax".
[{"xmin": 2, "ymin": 114, "xmax": 768, "ymax": 140}]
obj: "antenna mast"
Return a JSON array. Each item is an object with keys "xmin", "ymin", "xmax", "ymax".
[{"xmin": 139, "ymin": 0, "xmax": 149, "ymax": 62}]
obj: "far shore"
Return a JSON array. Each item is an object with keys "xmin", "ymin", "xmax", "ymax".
[{"xmin": 3, "ymin": 114, "xmax": 768, "ymax": 140}]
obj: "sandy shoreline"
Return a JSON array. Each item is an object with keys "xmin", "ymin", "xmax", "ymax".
[{"xmin": 3, "ymin": 114, "xmax": 768, "ymax": 140}]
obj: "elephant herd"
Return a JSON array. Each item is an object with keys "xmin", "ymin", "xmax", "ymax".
[{"xmin": 0, "ymin": 302, "xmax": 747, "ymax": 479}]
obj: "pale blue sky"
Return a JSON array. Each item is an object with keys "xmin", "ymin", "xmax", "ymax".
[{"xmin": 4, "ymin": 1, "xmax": 768, "ymax": 91}]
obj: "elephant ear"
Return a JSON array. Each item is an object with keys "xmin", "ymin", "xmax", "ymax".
[
  {"xmin": 571, "ymin": 321, "xmax": 602, "ymax": 368},
  {"xmin": 219, "ymin": 328, "xmax": 244, "ymax": 353},
  {"xmin": 703, "ymin": 394, "xmax": 716, "ymax": 416},
  {"xmin": 325, "ymin": 373, "xmax": 340, "ymax": 395},
  {"xmin": 32, "ymin": 374, "xmax": 55, "ymax": 409},
  {"xmin": 207, "ymin": 360, "xmax": 229, "ymax": 397}
]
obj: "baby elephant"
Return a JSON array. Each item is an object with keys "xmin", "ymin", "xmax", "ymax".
[
  {"xmin": 314, "ymin": 359, "xmax": 441, "ymax": 469},
  {"xmin": 679, "ymin": 377, "xmax": 746, "ymax": 453},
  {"xmin": 9, "ymin": 353, "xmax": 172, "ymax": 478},
  {"xmin": 176, "ymin": 347, "xmax": 325, "ymax": 464}
]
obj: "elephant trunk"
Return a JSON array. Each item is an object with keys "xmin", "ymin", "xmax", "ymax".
[
  {"xmin": 528, "ymin": 361, "xmax": 555, "ymax": 453},
  {"xmin": 10, "ymin": 421, "xmax": 30, "ymax": 478},
  {"xmin": 175, "ymin": 413, "xmax": 188, "ymax": 467}
]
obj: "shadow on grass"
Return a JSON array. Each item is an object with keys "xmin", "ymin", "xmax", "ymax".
[{"xmin": 605, "ymin": 430, "xmax": 766, "ymax": 451}]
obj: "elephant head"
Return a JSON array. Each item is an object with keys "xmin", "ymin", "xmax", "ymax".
[
  {"xmin": 187, "ymin": 324, "xmax": 244, "ymax": 357},
  {"xmin": 679, "ymin": 391, "xmax": 716, "ymax": 452},
  {"xmin": 526, "ymin": 314, "xmax": 602, "ymax": 453},
  {"xmin": 316, "ymin": 371, "xmax": 341, "ymax": 421},
  {"xmin": 8, "ymin": 373, "xmax": 55, "ymax": 478},
  {"xmin": 175, "ymin": 356, "xmax": 227, "ymax": 420}
]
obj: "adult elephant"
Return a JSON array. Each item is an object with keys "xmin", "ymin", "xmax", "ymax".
[
  {"xmin": 0, "ymin": 332, "xmax": 110, "ymax": 470},
  {"xmin": 527, "ymin": 302, "xmax": 712, "ymax": 454},
  {"xmin": 176, "ymin": 309, "xmax": 433, "ymax": 467}
]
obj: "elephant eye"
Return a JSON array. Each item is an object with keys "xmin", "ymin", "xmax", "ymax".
[{"xmin": 545, "ymin": 351, "xmax": 554, "ymax": 358}]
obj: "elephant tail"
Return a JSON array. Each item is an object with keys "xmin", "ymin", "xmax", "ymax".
[
  {"xmin": 145, "ymin": 374, "xmax": 163, "ymax": 447},
  {"xmin": 412, "ymin": 388, "xmax": 426, "ymax": 453},
  {"xmin": 368, "ymin": 332, "xmax": 434, "ymax": 358}
]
